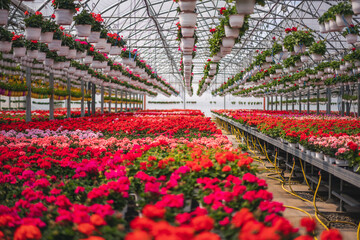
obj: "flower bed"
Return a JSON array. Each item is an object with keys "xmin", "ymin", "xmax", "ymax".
[
  {"xmin": 0, "ymin": 110, "xmax": 341, "ymax": 239},
  {"xmin": 213, "ymin": 109, "xmax": 360, "ymax": 171}
]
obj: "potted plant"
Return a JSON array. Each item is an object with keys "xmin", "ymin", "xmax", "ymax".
[
  {"xmin": 38, "ymin": 43, "xmax": 48, "ymax": 61},
  {"xmin": 342, "ymin": 24, "xmax": 359, "ymax": 44},
  {"xmin": 48, "ymin": 27, "xmax": 63, "ymax": 51},
  {"xmin": 73, "ymin": 10, "xmax": 94, "ymax": 37},
  {"xmin": 333, "ymin": 2, "xmax": 354, "ymax": 28},
  {"xmin": 12, "ymin": 34, "xmax": 26, "ymax": 57},
  {"xmin": 24, "ymin": 11, "xmax": 43, "ymax": 40},
  {"xmin": 96, "ymin": 28, "xmax": 108, "ymax": 49},
  {"xmin": 44, "ymin": 50, "xmax": 57, "ymax": 67},
  {"xmin": 88, "ymin": 13, "xmax": 103, "ymax": 43},
  {"xmin": 179, "ymin": 11, "xmax": 197, "ymax": 28},
  {"xmin": 58, "ymin": 34, "xmax": 74, "ymax": 56},
  {"xmin": 318, "ymin": 14, "xmax": 327, "ymax": 33},
  {"xmin": 220, "ymin": 6, "xmax": 244, "ymax": 29},
  {"xmin": 309, "ymin": 40, "xmax": 326, "ymax": 62},
  {"xmin": 40, "ymin": 18, "xmax": 58, "ymax": 43},
  {"xmin": 92, "ymin": 51, "xmax": 107, "ymax": 68},
  {"xmin": 293, "ymin": 29, "xmax": 314, "ymax": 54},
  {"xmin": 351, "ymin": 0, "xmax": 360, "ymax": 15},
  {"xmin": 85, "ymin": 45, "xmax": 95, "ymax": 64},
  {"xmin": 26, "ymin": 40, "xmax": 39, "ymax": 59},
  {"xmin": 52, "ymin": 0, "xmax": 79, "ymax": 25},
  {"xmin": 0, "ymin": 27, "xmax": 12, "ymax": 52},
  {"xmin": 0, "ymin": 0, "xmax": 10, "ymax": 25}
]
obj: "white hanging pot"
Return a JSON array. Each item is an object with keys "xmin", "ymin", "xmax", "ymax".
[
  {"xmin": 336, "ymin": 14, "xmax": 352, "ymax": 28},
  {"xmin": 324, "ymin": 21, "xmax": 331, "ymax": 32},
  {"xmin": 329, "ymin": 19, "xmax": 341, "ymax": 32},
  {"xmin": 220, "ymin": 46, "xmax": 232, "ymax": 56},
  {"xmin": 55, "ymin": 9, "xmax": 74, "ymax": 25},
  {"xmin": 295, "ymin": 61, "xmax": 303, "ymax": 67},
  {"xmin": 229, "ymin": 14, "xmax": 244, "ymax": 28},
  {"xmin": 294, "ymin": 44, "xmax": 306, "ymax": 54},
  {"xmin": 109, "ymin": 46, "xmax": 121, "ymax": 55},
  {"xmin": 102, "ymin": 43, "xmax": 111, "ymax": 53},
  {"xmin": 179, "ymin": 0, "xmax": 197, "ymax": 12},
  {"xmin": 48, "ymin": 39, "xmax": 62, "ymax": 51},
  {"xmin": 68, "ymin": 67, "xmax": 76, "ymax": 74},
  {"xmin": 75, "ymin": 24, "xmax": 91, "ymax": 37},
  {"xmin": 178, "ymin": 12, "xmax": 197, "ymax": 28},
  {"xmin": 340, "ymin": 65, "xmax": 347, "ymax": 71},
  {"xmin": 311, "ymin": 53, "xmax": 322, "ymax": 62},
  {"xmin": 0, "ymin": 41, "xmax": 11, "ymax": 52},
  {"xmin": 25, "ymin": 27, "xmax": 41, "ymax": 41},
  {"xmin": 0, "ymin": 9, "xmax": 9, "ymax": 26},
  {"xmin": 265, "ymin": 56, "xmax": 273, "ymax": 63},
  {"xmin": 27, "ymin": 50, "xmax": 39, "ymax": 59},
  {"xmin": 224, "ymin": 25, "xmax": 239, "ymax": 38},
  {"xmin": 289, "ymin": 66, "xmax": 297, "ymax": 72},
  {"xmin": 95, "ymin": 38, "xmax": 107, "ymax": 49},
  {"xmin": 319, "ymin": 24, "xmax": 326, "ymax": 33},
  {"xmin": 91, "ymin": 60, "xmax": 102, "ymax": 68},
  {"xmin": 300, "ymin": 55, "xmax": 309, "ymax": 63},
  {"xmin": 355, "ymin": 61, "xmax": 360, "ymax": 67},
  {"xmin": 40, "ymin": 32, "xmax": 54, "ymax": 43},
  {"xmin": 53, "ymin": 61, "xmax": 63, "ymax": 70},
  {"xmin": 183, "ymin": 54, "xmax": 192, "ymax": 66},
  {"xmin": 67, "ymin": 49, "xmax": 77, "ymax": 59},
  {"xmin": 236, "ymin": 0, "xmax": 255, "ymax": 14},
  {"xmin": 57, "ymin": 45, "xmax": 70, "ymax": 56},
  {"xmin": 352, "ymin": 0, "xmax": 360, "ymax": 15},
  {"xmin": 181, "ymin": 27, "xmax": 194, "ymax": 37},
  {"xmin": 212, "ymin": 52, "xmax": 222, "ymax": 62},
  {"xmin": 345, "ymin": 61, "xmax": 352, "ymax": 68},
  {"xmin": 37, "ymin": 51, "xmax": 46, "ymax": 61},
  {"xmin": 44, "ymin": 58, "xmax": 54, "ymax": 67},
  {"xmin": 222, "ymin": 37, "xmax": 235, "ymax": 48},
  {"xmin": 346, "ymin": 34, "xmax": 358, "ymax": 44},
  {"xmin": 88, "ymin": 31, "xmax": 100, "ymax": 43},
  {"xmin": 13, "ymin": 47, "xmax": 26, "ymax": 57},
  {"xmin": 181, "ymin": 37, "xmax": 195, "ymax": 51}
]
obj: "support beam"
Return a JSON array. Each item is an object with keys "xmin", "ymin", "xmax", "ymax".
[
  {"xmin": 299, "ymin": 92, "xmax": 302, "ymax": 113},
  {"xmin": 91, "ymin": 83, "xmax": 96, "ymax": 115},
  {"xmin": 346, "ymin": 85, "xmax": 350, "ymax": 116},
  {"xmin": 292, "ymin": 93, "xmax": 295, "ymax": 112},
  {"xmin": 49, "ymin": 73, "xmax": 54, "ymax": 120},
  {"xmin": 275, "ymin": 96, "xmax": 277, "ymax": 111},
  {"xmin": 87, "ymin": 82, "xmax": 91, "ymax": 115},
  {"xmin": 125, "ymin": 91, "xmax": 128, "ymax": 111},
  {"xmin": 327, "ymin": 87, "xmax": 331, "ymax": 115},
  {"xmin": 115, "ymin": 89, "xmax": 118, "ymax": 113},
  {"xmin": 108, "ymin": 87, "xmax": 112, "ymax": 113},
  {"xmin": 340, "ymin": 85, "xmax": 344, "ymax": 117},
  {"xmin": 81, "ymin": 79, "xmax": 85, "ymax": 117},
  {"xmin": 121, "ymin": 90, "xmax": 123, "ymax": 112},
  {"xmin": 286, "ymin": 95, "xmax": 288, "ymax": 111},
  {"xmin": 307, "ymin": 88, "xmax": 310, "ymax": 114},
  {"xmin": 317, "ymin": 87, "xmax": 320, "ymax": 115},
  {"xmin": 280, "ymin": 95, "xmax": 283, "ymax": 111},
  {"xmin": 25, "ymin": 67, "xmax": 31, "ymax": 123},
  {"xmin": 358, "ymin": 82, "xmax": 360, "ymax": 117},
  {"xmin": 101, "ymin": 85, "xmax": 104, "ymax": 114},
  {"xmin": 271, "ymin": 96, "xmax": 273, "ymax": 111},
  {"xmin": 66, "ymin": 77, "xmax": 71, "ymax": 118}
]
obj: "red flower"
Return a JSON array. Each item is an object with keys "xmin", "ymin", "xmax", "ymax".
[
  {"xmin": 51, "ymin": 14, "xmax": 55, "ymax": 19},
  {"xmin": 24, "ymin": 11, "xmax": 29, "ymax": 15},
  {"xmin": 35, "ymin": 11, "xmax": 42, "ymax": 16},
  {"xmin": 219, "ymin": 7, "xmax": 226, "ymax": 15},
  {"xmin": 320, "ymin": 229, "xmax": 342, "ymax": 240},
  {"xmin": 300, "ymin": 217, "xmax": 316, "ymax": 232}
]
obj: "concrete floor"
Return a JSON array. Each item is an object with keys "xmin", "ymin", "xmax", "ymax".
[{"xmin": 217, "ymin": 125, "xmax": 358, "ymax": 240}]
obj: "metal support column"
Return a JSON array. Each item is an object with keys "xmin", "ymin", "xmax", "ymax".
[
  {"xmin": 81, "ymin": 79, "xmax": 84, "ymax": 117},
  {"xmin": 266, "ymin": 96, "xmax": 269, "ymax": 110},
  {"xmin": 87, "ymin": 82, "xmax": 91, "ymax": 115},
  {"xmin": 67, "ymin": 77, "xmax": 71, "ymax": 119},
  {"xmin": 115, "ymin": 89, "xmax": 118, "ymax": 113},
  {"xmin": 100, "ymin": 85, "xmax": 104, "ymax": 114},
  {"xmin": 121, "ymin": 90, "xmax": 123, "ymax": 112},
  {"xmin": 25, "ymin": 67, "xmax": 31, "ymax": 122},
  {"xmin": 358, "ymin": 82, "xmax": 360, "ymax": 117},
  {"xmin": 346, "ymin": 85, "xmax": 350, "ymax": 116},
  {"xmin": 280, "ymin": 95, "xmax": 283, "ymax": 111},
  {"xmin": 307, "ymin": 88, "xmax": 310, "ymax": 114},
  {"xmin": 49, "ymin": 73, "xmax": 54, "ymax": 120},
  {"xmin": 292, "ymin": 92, "xmax": 295, "ymax": 112},
  {"xmin": 285, "ymin": 95, "xmax": 288, "ymax": 111},
  {"xmin": 271, "ymin": 96, "xmax": 273, "ymax": 111},
  {"xmin": 340, "ymin": 85, "xmax": 344, "ymax": 117},
  {"xmin": 275, "ymin": 96, "xmax": 277, "ymax": 111},
  {"xmin": 108, "ymin": 87, "xmax": 111, "ymax": 113},
  {"xmin": 316, "ymin": 87, "xmax": 320, "ymax": 115},
  {"xmin": 299, "ymin": 92, "xmax": 302, "ymax": 113},
  {"xmin": 125, "ymin": 92, "xmax": 128, "ymax": 111},
  {"xmin": 91, "ymin": 83, "xmax": 96, "ymax": 115},
  {"xmin": 327, "ymin": 87, "xmax": 331, "ymax": 115}
]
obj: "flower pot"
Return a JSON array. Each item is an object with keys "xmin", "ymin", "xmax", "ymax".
[
  {"xmin": 75, "ymin": 24, "xmax": 92, "ymax": 37},
  {"xmin": 310, "ymin": 151, "xmax": 316, "ymax": 158},
  {"xmin": 40, "ymin": 32, "xmax": 54, "ymax": 43},
  {"xmin": 346, "ymin": 34, "xmax": 357, "ymax": 44},
  {"xmin": 102, "ymin": 43, "xmax": 111, "ymax": 53},
  {"xmin": 95, "ymin": 38, "xmax": 107, "ymax": 49},
  {"xmin": 236, "ymin": 0, "xmax": 256, "ymax": 14},
  {"xmin": 315, "ymin": 152, "xmax": 324, "ymax": 160},
  {"xmin": 44, "ymin": 58, "xmax": 54, "ymax": 67},
  {"xmin": 229, "ymin": 14, "xmax": 244, "ymax": 28},
  {"xmin": 220, "ymin": 46, "xmax": 232, "ymax": 56},
  {"xmin": 66, "ymin": 49, "xmax": 77, "ymax": 59},
  {"xmin": 306, "ymin": 150, "xmax": 311, "ymax": 156},
  {"xmin": 91, "ymin": 60, "xmax": 103, "ymax": 69},
  {"xmin": 299, "ymin": 144, "xmax": 305, "ymax": 152},
  {"xmin": 311, "ymin": 53, "xmax": 322, "ymax": 62},
  {"xmin": 53, "ymin": 61, "xmax": 63, "ymax": 70},
  {"xmin": 265, "ymin": 56, "xmax": 273, "ymax": 63},
  {"xmin": 179, "ymin": 12, "xmax": 197, "ymax": 28},
  {"xmin": 336, "ymin": 14, "xmax": 352, "ymax": 28},
  {"xmin": 335, "ymin": 159, "xmax": 349, "ymax": 166},
  {"xmin": 300, "ymin": 55, "xmax": 309, "ymax": 63},
  {"xmin": 109, "ymin": 46, "xmax": 121, "ymax": 55},
  {"xmin": 181, "ymin": 37, "xmax": 195, "ymax": 51},
  {"xmin": 181, "ymin": 27, "xmax": 194, "ymax": 37},
  {"xmin": 222, "ymin": 37, "xmax": 235, "ymax": 48},
  {"xmin": 288, "ymin": 142, "xmax": 298, "ymax": 148},
  {"xmin": 27, "ymin": 50, "xmax": 38, "ymax": 59},
  {"xmin": 57, "ymin": 45, "xmax": 70, "ymax": 56},
  {"xmin": 55, "ymin": 9, "xmax": 74, "ymax": 25},
  {"xmin": 294, "ymin": 44, "xmax": 306, "ymax": 54},
  {"xmin": 224, "ymin": 25, "xmax": 239, "ymax": 38},
  {"xmin": 324, "ymin": 21, "xmax": 331, "ymax": 32},
  {"xmin": 352, "ymin": 0, "xmax": 360, "ymax": 15},
  {"xmin": 183, "ymin": 54, "xmax": 192, "ymax": 66},
  {"xmin": 212, "ymin": 52, "xmax": 222, "ymax": 62},
  {"xmin": 88, "ymin": 31, "xmax": 100, "ymax": 43},
  {"xmin": 319, "ymin": 23, "xmax": 326, "ymax": 33},
  {"xmin": 295, "ymin": 61, "xmax": 303, "ymax": 67},
  {"xmin": 289, "ymin": 66, "xmax": 297, "ymax": 72},
  {"xmin": 340, "ymin": 65, "xmax": 347, "ymax": 71},
  {"xmin": 37, "ymin": 51, "xmax": 46, "ymax": 61},
  {"xmin": 179, "ymin": 0, "xmax": 197, "ymax": 12},
  {"xmin": 48, "ymin": 39, "xmax": 62, "ymax": 51},
  {"xmin": 13, "ymin": 47, "xmax": 26, "ymax": 57},
  {"xmin": 329, "ymin": 19, "xmax": 341, "ymax": 32},
  {"xmin": 0, "ymin": 9, "xmax": 9, "ymax": 26},
  {"xmin": 25, "ymin": 27, "xmax": 41, "ymax": 41}
]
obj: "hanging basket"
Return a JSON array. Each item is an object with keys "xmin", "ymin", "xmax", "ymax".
[
  {"xmin": 109, "ymin": 46, "xmax": 121, "ymax": 55},
  {"xmin": 37, "ymin": 51, "xmax": 46, "ymax": 61},
  {"xmin": 84, "ymin": 55, "xmax": 94, "ymax": 64},
  {"xmin": 181, "ymin": 27, "xmax": 194, "ymax": 38},
  {"xmin": 329, "ymin": 20, "xmax": 341, "ymax": 32},
  {"xmin": 102, "ymin": 43, "xmax": 111, "ymax": 53},
  {"xmin": 265, "ymin": 56, "xmax": 273, "ymax": 63},
  {"xmin": 224, "ymin": 26, "xmax": 239, "ymax": 38},
  {"xmin": 324, "ymin": 21, "xmax": 331, "ymax": 32},
  {"xmin": 236, "ymin": 0, "xmax": 256, "ymax": 14},
  {"xmin": 300, "ymin": 55, "xmax": 309, "ymax": 63},
  {"xmin": 40, "ymin": 32, "xmax": 54, "ymax": 43},
  {"xmin": 95, "ymin": 38, "xmax": 107, "ymax": 49},
  {"xmin": 178, "ymin": 12, "xmax": 197, "ymax": 28},
  {"xmin": 212, "ymin": 52, "xmax": 222, "ymax": 62},
  {"xmin": 27, "ymin": 50, "xmax": 39, "ymax": 59},
  {"xmin": 0, "ymin": 9, "xmax": 9, "ymax": 26},
  {"xmin": 179, "ymin": 0, "xmax": 197, "ymax": 12},
  {"xmin": 181, "ymin": 37, "xmax": 195, "ymax": 51},
  {"xmin": 222, "ymin": 37, "xmax": 235, "ymax": 48},
  {"xmin": 75, "ymin": 24, "xmax": 92, "ymax": 37},
  {"xmin": 229, "ymin": 14, "xmax": 244, "ymax": 28},
  {"xmin": 352, "ymin": 0, "xmax": 360, "ymax": 15},
  {"xmin": 44, "ymin": 58, "xmax": 54, "ymax": 67},
  {"xmin": 346, "ymin": 34, "xmax": 358, "ymax": 44},
  {"xmin": 336, "ymin": 14, "xmax": 352, "ymax": 28},
  {"xmin": 183, "ymin": 54, "xmax": 192, "ymax": 66},
  {"xmin": 67, "ymin": 49, "xmax": 77, "ymax": 59},
  {"xmin": 88, "ymin": 31, "xmax": 100, "ymax": 43},
  {"xmin": 311, "ymin": 53, "xmax": 322, "ymax": 62},
  {"xmin": 319, "ymin": 24, "xmax": 327, "ymax": 34},
  {"xmin": 25, "ymin": 27, "xmax": 41, "ymax": 41},
  {"xmin": 55, "ymin": 9, "xmax": 74, "ymax": 25},
  {"xmin": 48, "ymin": 39, "xmax": 62, "ymax": 51},
  {"xmin": 13, "ymin": 47, "xmax": 26, "ymax": 57},
  {"xmin": 294, "ymin": 44, "xmax": 306, "ymax": 54},
  {"xmin": 53, "ymin": 61, "xmax": 63, "ymax": 70},
  {"xmin": 57, "ymin": 46, "xmax": 69, "ymax": 56}
]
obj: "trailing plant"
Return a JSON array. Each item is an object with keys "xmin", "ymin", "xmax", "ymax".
[
  {"xmin": 309, "ymin": 40, "xmax": 326, "ymax": 55},
  {"xmin": 41, "ymin": 19, "xmax": 58, "ymax": 32},
  {"xmin": 61, "ymin": 35, "xmax": 76, "ymax": 49},
  {"xmin": 73, "ymin": 10, "xmax": 94, "ymax": 25},
  {"xmin": 24, "ymin": 11, "xmax": 43, "ymax": 28},
  {"xmin": 342, "ymin": 24, "xmax": 359, "ymax": 37},
  {"xmin": 332, "ymin": 2, "xmax": 354, "ymax": 16},
  {"xmin": 93, "ymin": 51, "xmax": 107, "ymax": 62},
  {"xmin": 53, "ymin": 27, "xmax": 64, "ymax": 40}
]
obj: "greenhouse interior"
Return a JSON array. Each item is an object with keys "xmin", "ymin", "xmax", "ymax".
[{"xmin": 2, "ymin": 0, "xmax": 360, "ymax": 239}]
